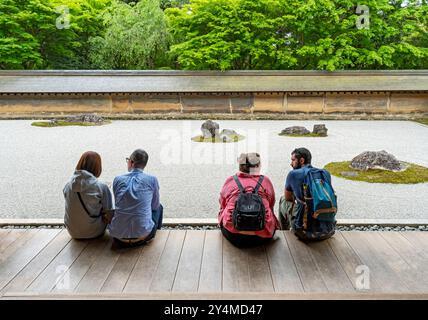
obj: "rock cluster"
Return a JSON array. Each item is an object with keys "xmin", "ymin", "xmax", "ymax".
[
  {"xmin": 65, "ymin": 114, "xmax": 105, "ymax": 123},
  {"xmin": 350, "ymin": 150, "xmax": 404, "ymax": 171},
  {"xmin": 280, "ymin": 126, "xmax": 310, "ymax": 135},
  {"xmin": 200, "ymin": 120, "xmax": 239, "ymax": 142},
  {"xmin": 280, "ymin": 124, "xmax": 328, "ymax": 136}
]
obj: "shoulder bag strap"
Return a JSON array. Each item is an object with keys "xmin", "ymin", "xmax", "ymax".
[
  {"xmin": 76, "ymin": 192, "xmax": 101, "ymax": 218},
  {"xmin": 253, "ymin": 175, "xmax": 265, "ymax": 193},
  {"xmin": 233, "ymin": 175, "xmax": 245, "ymax": 193}
]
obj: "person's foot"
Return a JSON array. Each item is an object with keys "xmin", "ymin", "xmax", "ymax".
[
  {"xmin": 279, "ymin": 214, "xmax": 290, "ymax": 230},
  {"xmin": 294, "ymin": 229, "xmax": 335, "ymax": 242}
]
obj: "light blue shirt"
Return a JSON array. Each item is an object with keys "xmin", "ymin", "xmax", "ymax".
[{"xmin": 108, "ymin": 168, "xmax": 160, "ymax": 239}]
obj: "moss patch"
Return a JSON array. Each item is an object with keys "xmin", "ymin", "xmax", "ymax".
[
  {"xmin": 278, "ymin": 133, "xmax": 326, "ymax": 137},
  {"xmin": 415, "ymin": 118, "xmax": 428, "ymax": 126},
  {"xmin": 31, "ymin": 120, "xmax": 111, "ymax": 127},
  {"xmin": 324, "ymin": 161, "xmax": 428, "ymax": 184},
  {"xmin": 191, "ymin": 134, "xmax": 245, "ymax": 143}
]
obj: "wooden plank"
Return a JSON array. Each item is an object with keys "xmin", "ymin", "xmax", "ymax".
[
  {"xmin": 283, "ymin": 231, "xmax": 328, "ymax": 292},
  {"xmin": 123, "ymin": 231, "xmax": 169, "ymax": 293},
  {"xmin": 100, "ymin": 245, "xmax": 144, "ymax": 293},
  {"xmin": 222, "ymin": 237, "xmax": 250, "ymax": 292},
  {"xmin": 0, "ymin": 229, "xmax": 12, "ymax": 246},
  {"xmin": 75, "ymin": 239, "xmax": 120, "ymax": 293},
  {"xmin": 0, "ymin": 229, "xmax": 24, "ymax": 253},
  {"xmin": 0, "ymin": 229, "xmax": 61, "ymax": 291},
  {"xmin": 2, "ymin": 229, "xmax": 70, "ymax": 293},
  {"xmin": 362, "ymin": 232, "xmax": 423, "ymax": 291},
  {"xmin": 306, "ymin": 235, "xmax": 355, "ymax": 292},
  {"xmin": 400, "ymin": 232, "xmax": 428, "ymax": 256},
  {"xmin": 376, "ymin": 232, "xmax": 428, "ymax": 292},
  {"xmin": 51, "ymin": 234, "xmax": 109, "ymax": 292},
  {"xmin": 198, "ymin": 230, "xmax": 223, "ymax": 292},
  {"xmin": 0, "ymin": 229, "xmax": 36, "ymax": 261},
  {"xmin": 341, "ymin": 232, "xmax": 411, "ymax": 293},
  {"xmin": 265, "ymin": 232, "xmax": 303, "ymax": 293},
  {"xmin": 327, "ymin": 232, "xmax": 381, "ymax": 291},
  {"xmin": 26, "ymin": 238, "xmax": 89, "ymax": 293},
  {"xmin": 172, "ymin": 231, "xmax": 205, "ymax": 292},
  {"xmin": 149, "ymin": 230, "xmax": 186, "ymax": 292},
  {"xmin": 247, "ymin": 245, "xmax": 274, "ymax": 292}
]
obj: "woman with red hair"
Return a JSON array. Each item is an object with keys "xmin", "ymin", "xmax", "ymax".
[{"xmin": 63, "ymin": 151, "xmax": 113, "ymax": 239}]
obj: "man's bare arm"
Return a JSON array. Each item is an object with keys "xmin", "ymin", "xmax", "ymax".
[{"xmin": 285, "ymin": 190, "xmax": 294, "ymax": 202}]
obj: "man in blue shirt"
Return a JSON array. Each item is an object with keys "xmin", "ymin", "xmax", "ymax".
[
  {"xmin": 108, "ymin": 149, "xmax": 163, "ymax": 247},
  {"xmin": 279, "ymin": 147, "xmax": 315, "ymax": 230},
  {"xmin": 279, "ymin": 147, "xmax": 335, "ymax": 238}
]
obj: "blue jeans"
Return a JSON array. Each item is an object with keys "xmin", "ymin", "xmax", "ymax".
[
  {"xmin": 145, "ymin": 204, "xmax": 163, "ymax": 242},
  {"xmin": 114, "ymin": 204, "xmax": 163, "ymax": 248}
]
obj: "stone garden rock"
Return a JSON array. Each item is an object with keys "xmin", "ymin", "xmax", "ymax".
[
  {"xmin": 201, "ymin": 120, "xmax": 220, "ymax": 138},
  {"xmin": 65, "ymin": 113, "xmax": 105, "ymax": 123},
  {"xmin": 219, "ymin": 134, "xmax": 233, "ymax": 143},
  {"xmin": 350, "ymin": 150, "xmax": 404, "ymax": 171},
  {"xmin": 220, "ymin": 129, "xmax": 238, "ymax": 142},
  {"xmin": 280, "ymin": 126, "xmax": 311, "ymax": 135},
  {"xmin": 280, "ymin": 124, "xmax": 328, "ymax": 136},
  {"xmin": 312, "ymin": 124, "xmax": 328, "ymax": 136},
  {"xmin": 220, "ymin": 129, "xmax": 238, "ymax": 136}
]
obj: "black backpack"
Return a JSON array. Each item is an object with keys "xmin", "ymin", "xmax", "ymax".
[{"xmin": 232, "ymin": 175, "xmax": 266, "ymax": 231}]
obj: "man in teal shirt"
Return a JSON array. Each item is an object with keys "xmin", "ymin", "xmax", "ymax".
[{"xmin": 279, "ymin": 147, "xmax": 335, "ymax": 241}]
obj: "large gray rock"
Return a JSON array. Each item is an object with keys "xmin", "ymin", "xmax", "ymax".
[
  {"xmin": 201, "ymin": 120, "xmax": 220, "ymax": 138},
  {"xmin": 312, "ymin": 124, "xmax": 328, "ymax": 136},
  {"xmin": 280, "ymin": 126, "xmax": 311, "ymax": 135},
  {"xmin": 65, "ymin": 114, "xmax": 105, "ymax": 123},
  {"xmin": 350, "ymin": 150, "xmax": 404, "ymax": 171}
]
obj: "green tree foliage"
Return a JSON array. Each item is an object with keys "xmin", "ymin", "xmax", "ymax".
[
  {"xmin": 1, "ymin": 0, "xmax": 427, "ymax": 70},
  {"xmin": 0, "ymin": 0, "xmax": 110, "ymax": 69},
  {"xmin": 291, "ymin": 0, "xmax": 428, "ymax": 70},
  {"xmin": 160, "ymin": 0, "xmax": 190, "ymax": 10},
  {"xmin": 166, "ymin": 0, "xmax": 297, "ymax": 70},
  {"xmin": 89, "ymin": 0, "xmax": 171, "ymax": 69},
  {"xmin": 166, "ymin": 0, "xmax": 428, "ymax": 70},
  {"xmin": 1, "ymin": 0, "xmax": 52, "ymax": 69},
  {"xmin": 52, "ymin": 0, "xmax": 112, "ymax": 69}
]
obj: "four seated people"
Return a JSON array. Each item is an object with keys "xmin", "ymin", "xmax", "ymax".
[{"xmin": 64, "ymin": 147, "xmax": 336, "ymax": 247}]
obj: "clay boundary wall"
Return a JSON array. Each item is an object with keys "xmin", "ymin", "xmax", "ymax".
[
  {"xmin": 0, "ymin": 71, "xmax": 427, "ymax": 116},
  {"xmin": 1, "ymin": 92, "xmax": 428, "ymax": 116}
]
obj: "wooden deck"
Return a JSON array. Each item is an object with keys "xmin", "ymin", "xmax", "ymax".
[{"xmin": 1, "ymin": 229, "xmax": 427, "ymax": 299}]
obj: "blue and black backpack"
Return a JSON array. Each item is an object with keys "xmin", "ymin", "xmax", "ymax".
[{"xmin": 294, "ymin": 166, "xmax": 337, "ymax": 241}]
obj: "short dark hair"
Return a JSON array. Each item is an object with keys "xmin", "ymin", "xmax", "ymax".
[
  {"xmin": 130, "ymin": 149, "xmax": 149, "ymax": 169},
  {"xmin": 292, "ymin": 147, "xmax": 312, "ymax": 165},
  {"xmin": 76, "ymin": 151, "xmax": 102, "ymax": 178},
  {"xmin": 238, "ymin": 152, "xmax": 260, "ymax": 174}
]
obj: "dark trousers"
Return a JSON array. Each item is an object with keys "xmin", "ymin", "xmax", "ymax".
[
  {"xmin": 221, "ymin": 226, "xmax": 273, "ymax": 248},
  {"xmin": 114, "ymin": 204, "xmax": 163, "ymax": 248}
]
